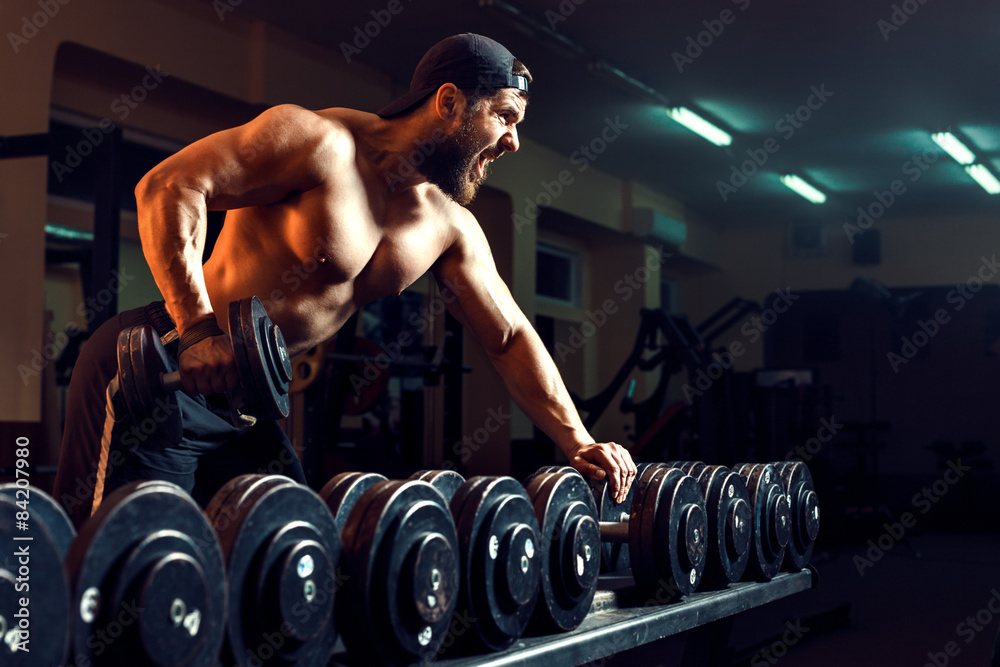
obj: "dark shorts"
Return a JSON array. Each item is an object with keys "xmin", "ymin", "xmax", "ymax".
[{"xmin": 53, "ymin": 301, "xmax": 305, "ymax": 528}]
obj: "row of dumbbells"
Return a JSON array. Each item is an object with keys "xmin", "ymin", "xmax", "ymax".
[
  {"xmin": 0, "ymin": 460, "xmax": 818, "ymax": 667},
  {"xmin": 513, "ymin": 460, "xmax": 819, "ymax": 631}
]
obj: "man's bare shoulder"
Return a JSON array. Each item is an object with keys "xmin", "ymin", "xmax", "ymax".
[
  {"xmin": 431, "ymin": 195, "xmax": 492, "ymax": 261},
  {"xmin": 311, "ymin": 107, "xmax": 382, "ymax": 152},
  {"xmin": 246, "ymin": 104, "xmax": 362, "ymax": 168}
]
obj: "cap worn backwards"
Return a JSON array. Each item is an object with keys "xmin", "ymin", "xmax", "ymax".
[{"xmin": 377, "ymin": 33, "xmax": 529, "ymax": 118}]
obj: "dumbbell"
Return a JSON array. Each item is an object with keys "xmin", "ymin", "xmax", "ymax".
[
  {"xmin": 733, "ymin": 463, "xmax": 791, "ymax": 581},
  {"xmin": 596, "ymin": 464, "xmax": 707, "ymax": 597},
  {"xmin": 117, "ymin": 295, "xmax": 292, "ymax": 449},
  {"xmin": 522, "ymin": 469, "xmax": 601, "ymax": 632},
  {"xmin": 204, "ymin": 475, "xmax": 340, "ymax": 666},
  {"xmin": 583, "ymin": 461, "xmax": 663, "ymax": 573},
  {"xmin": 526, "ymin": 465, "xmax": 707, "ymax": 603},
  {"xmin": 320, "ymin": 472, "xmax": 459, "ymax": 666},
  {"xmin": 664, "ymin": 462, "xmax": 752, "ymax": 587},
  {"xmin": 408, "ymin": 470, "xmax": 542, "ymax": 652},
  {"xmin": 63, "ymin": 480, "xmax": 228, "ymax": 666},
  {"xmin": 0, "ymin": 485, "xmax": 75, "ymax": 666},
  {"xmin": 772, "ymin": 461, "xmax": 820, "ymax": 571}
]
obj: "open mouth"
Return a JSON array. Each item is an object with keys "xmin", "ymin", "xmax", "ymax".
[{"xmin": 475, "ymin": 151, "xmax": 499, "ymax": 180}]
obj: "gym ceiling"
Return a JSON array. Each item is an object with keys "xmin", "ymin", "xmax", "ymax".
[{"xmin": 196, "ymin": 0, "xmax": 1000, "ymax": 228}]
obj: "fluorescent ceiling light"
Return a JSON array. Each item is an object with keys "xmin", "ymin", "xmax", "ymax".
[
  {"xmin": 965, "ymin": 164, "xmax": 1000, "ymax": 194},
  {"xmin": 931, "ymin": 132, "xmax": 976, "ymax": 165},
  {"xmin": 780, "ymin": 174, "xmax": 827, "ymax": 204},
  {"xmin": 666, "ymin": 107, "xmax": 732, "ymax": 146},
  {"xmin": 45, "ymin": 224, "xmax": 94, "ymax": 241}
]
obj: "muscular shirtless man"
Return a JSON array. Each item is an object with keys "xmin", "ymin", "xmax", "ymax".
[{"xmin": 53, "ymin": 33, "xmax": 637, "ymax": 528}]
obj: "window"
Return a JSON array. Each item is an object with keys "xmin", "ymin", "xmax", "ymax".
[{"xmin": 536, "ymin": 243, "xmax": 580, "ymax": 307}]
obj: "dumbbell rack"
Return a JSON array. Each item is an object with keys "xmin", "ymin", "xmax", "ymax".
[{"xmin": 424, "ymin": 568, "xmax": 814, "ymax": 666}]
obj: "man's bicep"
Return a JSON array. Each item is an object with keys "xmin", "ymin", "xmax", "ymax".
[{"xmin": 433, "ymin": 241, "xmax": 527, "ymax": 358}]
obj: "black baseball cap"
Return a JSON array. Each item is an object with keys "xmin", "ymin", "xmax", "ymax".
[{"xmin": 377, "ymin": 33, "xmax": 529, "ymax": 118}]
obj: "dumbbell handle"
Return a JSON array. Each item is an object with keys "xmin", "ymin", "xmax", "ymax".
[
  {"xmin": 599, "ymin": 520, "xmax": 629, "ymax": 544},
  {"xmin": 161, "ymin": 370, "xmax": 183, "ymax": 392}
]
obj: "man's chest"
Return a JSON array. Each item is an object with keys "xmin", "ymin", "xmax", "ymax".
[{"xmin": 286, "ymin": 185, "xmax": 450, "ymax": 302}]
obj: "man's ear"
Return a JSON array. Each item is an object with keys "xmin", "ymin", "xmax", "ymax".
[{"xmin": 432, "ymin": 83, "xmax": 466, "ymax": 122}]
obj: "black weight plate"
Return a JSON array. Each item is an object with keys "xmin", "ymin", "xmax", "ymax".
[
  {"xmin": 0, "ymin": 484, "xmax": 75, "ymax": 558},
  {"xmin": 669, "ymin": 461, "xmax": 707, "ymax": 478},
  {"xmin": 118, "ymin": 325, "xmax": 182, "ymax": 449},
  {"xmin": 761, "ymin": 465, "xmax": 792, "ymax": 561},
  {"xmin": 524, "ymin": 472, "xmax": 600, "ymax": 633},
  {"xmin": 409, "ymin": 470, "xmax": 466, "ymax": 505},
  {"xmin": 692, "ymin": 467, "xmax": 751, "ymax": 587},
  {"xmin": 735, "ymin": 463, "xmax": 789, "ymax": 581},
  {"xmin": 521, "ymin": 465, "xmax": 577, "ymax": 489},
  {"xmin": 587, "ymin": 473, "xmax": 636, "ymax": 572},
  {"xmin": 634, "ymin": 462, "xmax": 667, "ymax": 479},
  {"xmin": 626, "ymin": 464, "xmax": 664, "ymax": 594},
  {"xmin": 230, "ymin": 296, "xmax": 291, "ymax": 421},
  {"xmin": 206, "ymin": 475, "xmax": 340, "ymax": 666},
  {"xmin": 64, "ymin": 480, "xmax": 226, "ymax": 666},
  {"xmin": 773, "ymin": 461, "xmax": 819, "ymax": 570},
  {"xmin": 319, "ymin": 472, "xmax": 388, "ymax": 537},
  {"xmin": 447, "ymin": 476, "xmax": 493, "ymax": 542},
  {"xmin": 632, "ymin": 469, "xmax": 707, "ymax": 597},
  {"xmin": 339, "ymin": 480, "xmax": 459, "ymax": 666},
  {"xmin": 452, "ymin": 476, "xmax": 540, "ymax": 651},
  {"xmin": 1, "ymin": 494, "xmax": 71, "ymax": 666}
]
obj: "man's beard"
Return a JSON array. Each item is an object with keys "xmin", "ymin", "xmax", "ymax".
[{"xmin": 417, "ymin": 114, "xmax": 493, "ymax": 206}]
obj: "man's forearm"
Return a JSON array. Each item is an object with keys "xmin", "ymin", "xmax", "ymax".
[
  {"xmin": 489, "ymin": 327, "xmax": 592, "ymax": 456},
  {"xmin": 136, "ymin": 178, "xmax": 214, "ymax": 334}
]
